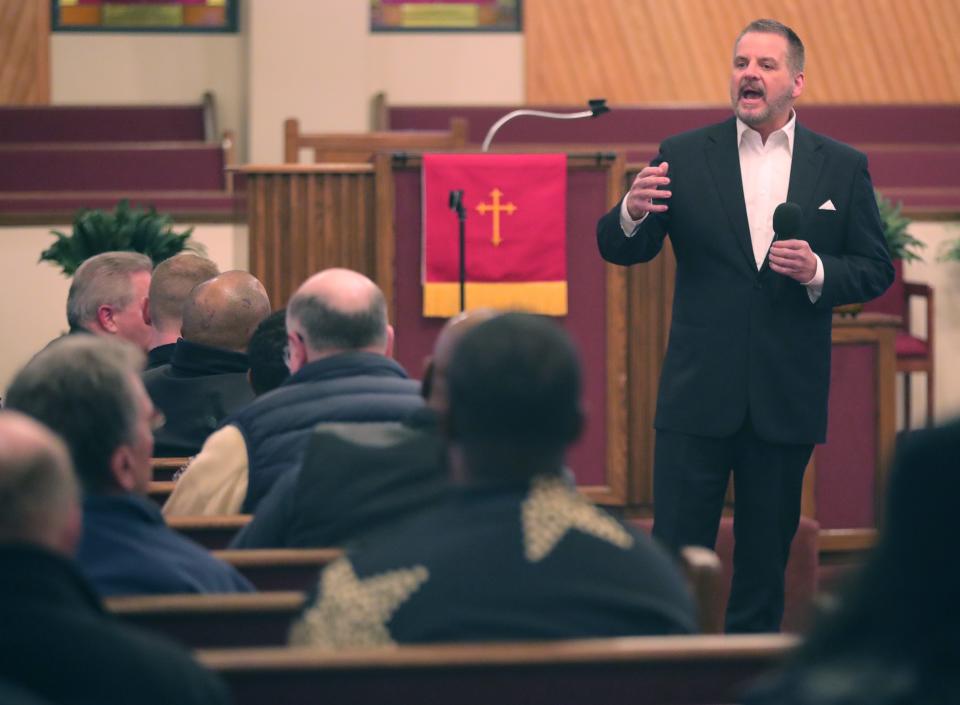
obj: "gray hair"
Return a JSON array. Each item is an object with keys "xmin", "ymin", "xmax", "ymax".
[
  {"xmin": 4, "ymin": 336, "xmax": 144, "ymax": 493},
  {"xmin": 736, "ymin": 18, "xmax": 805, "ymax": 75},
  {"xmin": 287, "ymin": 289, "xmax": 387, "ymax": 353},
  {"xmin": 67, "ymin": 251, "xmax": 153, "ymax": 330},
  {"xmin": 0, "ymin": 412, "xmax": 79, "ymax": 545}
]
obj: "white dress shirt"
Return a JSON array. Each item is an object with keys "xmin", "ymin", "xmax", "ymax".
[{"xmin": 619, "ymin": 111, "xmax": 823, "ymax": 301}]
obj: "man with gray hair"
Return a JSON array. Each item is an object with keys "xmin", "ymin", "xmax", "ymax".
[
  {"xmin": 5, "ymin": 335, "xmax": 252, "ymax": 596},
  {"xmin": 65, "ymin": 251, "xmax": 154, "ymax": 352},
  {"xmin": 144, "ymin": 252, "xmax": 220, "ymax": 369},
  {"xmin": 144, "ymin": 270, "xmax": 271, "ymax": 456},
  {"xmin": 164, "ymin": 267, "xmax": 423, "ymax": 516},
  {"xmin": 0, "ymin": 411, "xmax": 231, "ymax": 705}
]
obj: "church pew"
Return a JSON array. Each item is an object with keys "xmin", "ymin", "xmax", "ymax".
[
  {"xmin": 147, "ymin": 480, "xmax": 175, "ymax": 506},
  {"xmin": 0, "ymin": 143, "xmax": 228, "ymax": 192},
  {"xmin": 199, "ymin": 634, "xmax": 796, "ymax": 705},
  {"xmin": 0, "ymin": 104, "xmax": 207, "ymax": 143},
  {"xmin": 212, "ymin": 548, "xmax": 343, "ymax": 592},
  {"xmin": 153, "ymin": 457, "xmax": 191, "ymax": 482},
  {"xmin": 106, "ymin": 592, "xmax": 305, "ymax": 649},
  {"xmin": 167, "ymin": 514, "xmax": 252, "ymax": 549}
]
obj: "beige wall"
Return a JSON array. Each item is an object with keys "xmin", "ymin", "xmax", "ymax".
[
  {"xmin": 51, "ymin": 33, "xmax": 246, "ymax": 155},
  {"xmin": 0, "ymin": 224, "xmax": 248, "ymax": 395},
  {"xmin": 246, "ymin": 0, "xmax": 523, "ymax": 161}
]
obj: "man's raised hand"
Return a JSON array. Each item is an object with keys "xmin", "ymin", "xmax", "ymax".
[{"xmin": 625, "ymin": 161, "xmax": 671, "ymax": 220}]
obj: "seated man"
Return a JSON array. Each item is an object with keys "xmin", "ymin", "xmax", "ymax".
[
  {"xmin": 0, "ymin": 411, "xmax": 231, "ymax": 705},
  {"xmin": 290, "ymin": 313, "xmax": 697, "ymax": 647},
  {"xmin": 229, "ymin": 309, "xmax": 495, "ymax": 549},
  {"xmin": 164, "ymin": 268, "xmax": 423, "ymax": 516},
  {"xmin": 143, "ymin": 270, "xmax": 271, "ymax": 457},
  {"xmin": 5, "ymin": 336, "xmax": 253, "ymax": 596},
  {"xmin": 62, "ymin": 251, "xmax": 154, "ymax": 352},
  {"xmin": 246, "ymin": 308, "xmax": 290, "ymax": 396},
  {"xmin": 144, "ymin": 253, "xmax": 219, "ymax": 370}
]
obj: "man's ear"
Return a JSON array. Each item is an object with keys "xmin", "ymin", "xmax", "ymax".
[
  {"xmin": 384, "ymin": 324, "xmax": 395, "ymax": 358},
  {"xmin": 142, "ymin": 297, "xmax": 152, "ymax": 326},
  {"xmin": 108, "ymin": 445, "xmax": 137, "ymax": 492},
  {"xmin": 96, "ymin": 305, "xmax": 118, "ymax": 334}
]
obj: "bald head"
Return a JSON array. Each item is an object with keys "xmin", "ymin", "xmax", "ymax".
[
  {"xmin": 0, "ymin": 411, "xmax": 81, "ymax": 555},
  {"xmin": 148, "ymin": 253, "xmax": 219, "ymax": 340},
  {"xmin": 286, "ymin": 268, "xmax": 389, "ymax": 362},
  {"xmin": 425, "ymin": 308, "xmax": 499, "ymax": 413},
  {"xmin": 181, "ymin": 271, "xmax": 272, "ymax": 353}
]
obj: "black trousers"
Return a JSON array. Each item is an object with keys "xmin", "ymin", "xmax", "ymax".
[{"xmin": 652, "ymin": 420, "xmax": 812, "ymax": 633}]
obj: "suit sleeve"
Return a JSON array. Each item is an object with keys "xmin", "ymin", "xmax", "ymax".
[
  {"xmin": 814, "ymin": 154, "xmax": 895, "ymax": 309},
  {"xmin": 596, "ymin": 149, "xmax": 671, "ymax": 266}
]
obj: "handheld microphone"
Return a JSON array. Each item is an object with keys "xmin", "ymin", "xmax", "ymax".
[{"xmin": 772, "ymin": 202, "xmax": 802, "ymax": 242}]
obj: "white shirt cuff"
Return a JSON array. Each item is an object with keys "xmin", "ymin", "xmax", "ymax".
[
  {"xmin": 619, "ymin": 198, "xmax": 646, "ymax": 238},
  {"xmin": 803, "ymin": 255, "xmax": 825, "ymax": 303}
]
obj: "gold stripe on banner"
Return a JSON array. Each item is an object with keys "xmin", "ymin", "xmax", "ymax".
[{"xmin": 423, "ymin": 282, "xmax": 568, "ymax": 318}]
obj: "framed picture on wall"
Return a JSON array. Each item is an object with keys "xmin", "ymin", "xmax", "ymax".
[
  {"xmin": 371, "ymin": 0, "xmax": 521, "ymax": 32},
  {"xmin": 52, "ymin": 0, "xmax": 239, "ymax": 33}
]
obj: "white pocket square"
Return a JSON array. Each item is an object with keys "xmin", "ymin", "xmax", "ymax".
[{"xmin": 818, "ymin": 199, "xmax": 836, "ymax": 211}]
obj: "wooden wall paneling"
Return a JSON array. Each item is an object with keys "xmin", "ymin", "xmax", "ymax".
[
  {"xmin": 238, "ymin": 165, "xmax": 378, "ymax": 311},
  {"xmin": 525, "ymin": 0, "xmax": 960, "ymax": 105},
  {"xmin": 0, "ymin": 0, "xmax": 50, "ymax": 105},
  {"xmin": 374, "ymin": 153, "xmax": 397, "ymax": 320}
]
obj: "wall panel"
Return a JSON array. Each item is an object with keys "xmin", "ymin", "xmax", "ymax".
[
  {"xmin": 0, "ymin": 0, "xmax": 50, "ymax": 104},
  {"xmin": 526, "ymin": 0, "xmax": 960, "ymax": 104}
]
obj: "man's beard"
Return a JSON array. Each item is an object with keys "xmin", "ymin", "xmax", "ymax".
[{"xmin": 733, "ymin": 86, "xmax": 793, "ymax": 127}]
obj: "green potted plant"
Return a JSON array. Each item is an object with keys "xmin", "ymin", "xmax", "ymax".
[
  {"xmin": 39, "ymin": 200, "xmax": 200, "ymax": 276},
  {"xmin": 876, "ymin": 190, "xmax": 925, "ymax": 264}
]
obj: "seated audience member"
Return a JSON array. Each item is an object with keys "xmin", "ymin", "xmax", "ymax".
[
  {"xmin": 4, "ymin": 336, "xmax": 253, "ymax": 596},
  {"xmin": 230, "ymin": 309, "xmax": 495, "ymax": 549},
  {"xmin": 143, "ymin": 270, "xmax": 271, "ymax": 457},
  {"xmin": 61, "ymin": 251, "xmax": 154, "ymax": 352},
  {"xmin": 0, "ymin": 411, "xmax": 231, "ymax": 705},
  {"xmin": 163, "ymin": 268, "xmax": 423, "ymax": 516},
  {"xmin": 744, "ymin": 419, "xmax": 960, "ymax": 705},
  {"xmin": 290, "ymin": 313, "xmax": 697, "ymax": 648},
  {"xmin": 144, "ymin": 253, "xmax": 219, "ymax": 369},
  {"xmin": 246, "ymin": 308, "xmax": 290, "ymax": 396}
]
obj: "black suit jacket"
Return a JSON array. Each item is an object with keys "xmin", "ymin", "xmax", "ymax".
[{"xmin": 597, "ymin": 118, "xmax": 893, "ymax": 444}]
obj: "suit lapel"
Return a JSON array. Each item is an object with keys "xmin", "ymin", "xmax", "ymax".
[
  {"xmin": 704, "ymin": 119, "xmax": 755, "ymax": 270},
  {"xmin": 786, "ymin": 124, "xmax": 825, "ymax": 228}
]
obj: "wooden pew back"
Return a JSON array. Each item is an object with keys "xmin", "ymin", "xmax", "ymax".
[
  {"xmin": 107, "ymin": 592, "xmax": 305, "ymax": 648},
  {"xmin": 283, "ymin": 116, "xmax": 468, "ymax": 163},
  {"xmin": 166, "ymin": 514, "xmax": 252, "ymax": 549},
  {"xmin": 199, "ymin": 635, "xmax": 796, "ymax": 705},
  {"xmin": 213, "ymin": 548, "xmax": 343, "ymax": 591}
]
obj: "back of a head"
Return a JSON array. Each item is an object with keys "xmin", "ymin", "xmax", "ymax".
[
  {"xmin": 0, "ymin": 411, "xmax": 80, "ymax": 554},
  {"xmin": 247, "ymin": 309, "xmax": 290, "ymax": 395},
  {"xmin": 446, "ymin": 313, "xmax": 583, "ymax": 454},
  {"xmin": 147, "ymin": 253, "xmax": 219, "ymax": 333},
  {"xmin": 180, "ymin": 270, "xmax": 271, "ymax": 352},
  {"xmin": 4, "ymin": 336, "xmax": 144, "ymax": 494},
  {"xmin": 66, "ymin": 251, "xmax": 153, "ymax": 330},
  {"xmin": 287, "ymin": 268, "xmax": 388, "ymax": 355}
]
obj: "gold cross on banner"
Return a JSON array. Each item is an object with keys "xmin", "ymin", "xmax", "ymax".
[{"xmin": 475, "ymin": 188, "xmax": 517, "ymax": 247}]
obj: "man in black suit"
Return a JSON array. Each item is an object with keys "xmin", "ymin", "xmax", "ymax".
[{"xmin": 596, "ymin": 19, "xmax": 893, "ymax": 633}]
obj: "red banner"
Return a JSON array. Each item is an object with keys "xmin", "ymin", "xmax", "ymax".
[{"xmin": 422, "ymin": 153, "xmax": 567, "ymax": 317}]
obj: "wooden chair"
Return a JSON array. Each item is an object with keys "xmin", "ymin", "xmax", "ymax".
[
  {"xmin": 898, "ymin": 279, "xmax": 934, "ymax": 429},
  {"xmin": 152, "ymin": 457, "xmax": 191, "ymax": 482},
  {"xmin": 198, "ymin": 634, "xmax": 796, "ymax": 705},
  {"xmin": 213, "ymin": 548, "xmax": 343, "ymax": 591},
  {"xmin": 106, "ymin": 592, "xmax": 305, "ymax": 649},
  {"xmin": 679, "ymin": 546, "xmax": 724, "ymax": 634},
  {"xmin": 166, "ymin": 514, "xmax": 252, "ymax": 549},
  {"xmin": 283, "ymin": 116, "xmax": 468, "ymax": 163}
]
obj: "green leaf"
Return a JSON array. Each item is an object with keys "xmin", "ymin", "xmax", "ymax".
[
  {"xmin": 875, "ymin": 190, "xmax": 925, "ymax": 262},
  {"xmin": 41, "ymin": 200, "xmax": 198, "ymax": 277}
]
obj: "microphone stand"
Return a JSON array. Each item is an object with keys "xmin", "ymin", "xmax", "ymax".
[
  {"xmin": 449, "ymin": 190, "xmax": 467, "ymax": 312},
  {"xmin": 481, "ymin": 99, "xmax": 610, "ymax": 152}
]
